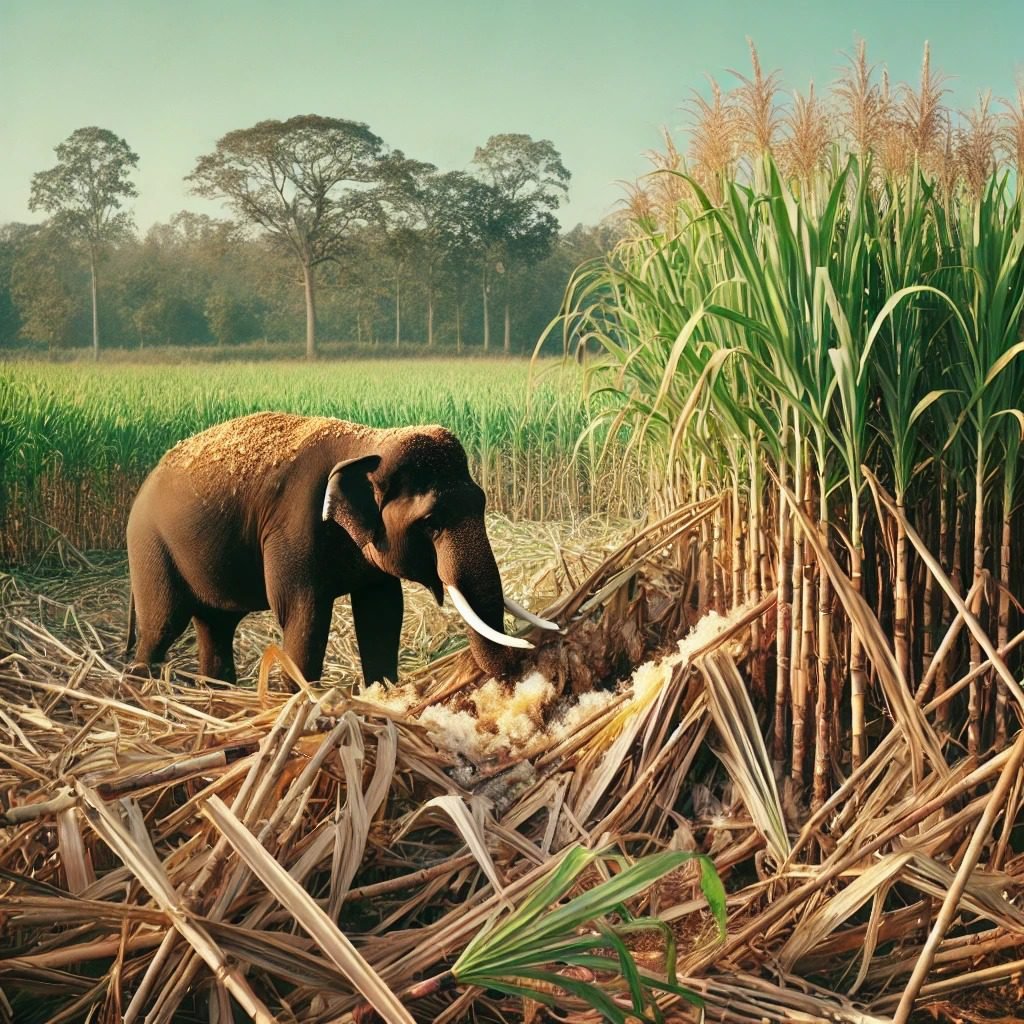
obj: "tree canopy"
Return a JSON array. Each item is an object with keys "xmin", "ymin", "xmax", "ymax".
[
  {"xmin": 188, "ymin": 115, "xmax": 392, "ymax": 358},
  {"xmin": 5, "ymin": 118, "xmax": 598, "ymax": 357},
  {"xmin": 472, "ymin": 134, "xmax": 571, "ymax": 350},
  {"xmin": 28, "ymin": 126, "xmax": 139, "ymax": 358}
]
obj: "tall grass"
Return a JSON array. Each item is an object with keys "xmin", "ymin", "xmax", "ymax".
[
  {"xmin": 546, "ymin": 41, "xmax": 1024, "ymax": 806},
  {"xmin": 0, "ymin": 359, "xmax": 642, "ymax": 563}
]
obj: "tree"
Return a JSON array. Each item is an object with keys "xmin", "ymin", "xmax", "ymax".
[
  {"xmin": 472, "ymin": 134, "xmax": 570, "ymax": 351},
  {"xmin": 378, "ymin": 155, "xmax": 435, "ymax": 346},
  {"xmin": 29, "ymin": 127, "xmax": 139, "ymax": 359},
  {"xmin": 468, "ymin": 182, "xmax": 508, "ymax": 351},
  {"xmin": 0, "ymin": 223, "xmax": 37, "ymax": 346},
  {"xmin": 419, "ymin": 171, "xmax": 492, "ymax": 347},
  {"xmin": 380, "ymin": 166, "xmax": 494, "ymax": 347},
  {"xmin": 188, "ymin": 115, "xmax": 390, "ymax": 359},
  {"xmin": 10, "ymin": 224, "xmax": 86, "ymax": 351}
]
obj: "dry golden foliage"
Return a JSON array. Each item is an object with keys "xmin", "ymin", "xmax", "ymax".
[
  {"xmin": 932, "ymin": 119, "xmax": 962, "ymax": 199},
  {"xmin": 728, "ymin": 39, "xmax": 783, "ymax": 158},
  {"xmin": 685, "ymin": 77, "xmax": 739, "ymax": 201},
  {"xmin": 1000, "ymin": 82, "xmax": 1024, "ymax": 173},
  {"xmin": 644, "ymin": 127, "xmax": 695, "ymax": 228},
  {"xmin": 834, "ymin": 38, "xmax": 889, "ymax": 157},
  {"xmin": 779, "ymin": 83, "xmax": 832, "ymax": 183},
  {"xmin": 626, "ymin": 38, "xmax": 1024, "ymax": 229},
  {"xmin": 959, "ymin": 92, "xmax": 1002, "ymax": 197},
  {"xmin": 900, "ymin": 41, "xmax": 951, "ymax": 166}
]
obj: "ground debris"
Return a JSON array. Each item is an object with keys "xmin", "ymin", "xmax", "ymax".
[{"xmin": 1, "ymin": 501, "xmax": 1021, "ymax": 1022}]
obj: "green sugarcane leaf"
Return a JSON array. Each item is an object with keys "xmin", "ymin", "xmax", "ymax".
[
  {"xmin": 992, "ymin": 408, "xmax": 1024, "ymax": 441},
  {"xmin": 984, "ymin": 340, "xmax": 1024, "ymax": 387},
  {"xmin": 510, "ymin": 967, "xmax": 636, "ymax": 1022},
  {"xmin": 909, "ymin": 389, "xmax": 955, "ymax": 426},
  {"xmin": 462, "ymin": 975, "xmax": 561, "ymax": 1008},
  {"xmin": 862, "ymin": 285, "xmax": 968, "ymax": 383},
  {"xmin": 510, "ymin": 852, "xmax": 710, "ymax": 947},
  {"xmin": 596, "ymin": 923, "xmax": 649, "ymax": 1017},
  {"xmin": 617, "ymin": 919, "xmax": 681, "ymax": 986},
  {"xmin": 457, "ymin": 847, "xmax": 598, "ymax": 968},
  {"xmin": 570, "ymin": 956, "xmax": 707, "ymax": 1008}
]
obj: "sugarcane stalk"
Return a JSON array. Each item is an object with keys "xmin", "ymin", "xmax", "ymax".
[
  {"xmin": 731, "ymin": 462, "xmax": 744, "ymax": 610},
  {"xmin": 995, "ymin": 460, "xmax": 1015, "ymax": 749},
  {"xmin": 894, "ymin": 500, "xmax": 911, "ymax": 688},
  {"xmin": 969, "ymin": 442, "xmax": 986, "ymax": 755},
  {"xmin": 773, "ymin": 425, "xmax": 792, "ymax": 775},
  {"xmin": 712, "ymin": 499, "xmax": 726, "ymax": 615},
  {"xmin": 915, "ymin": 576, "xmax": 986, "ymax": 706},
  {"xmin": 812, "ymin": 462, "xmax": 832, "ymax": 810},
  {"xmin": 921, "ymin": 505, "xmax": 936, "ymax": 683},
  {"xmin": 790, "ymin": 428, "xmax": 807, "ymax": 789},
  {"xmin": 747, "ymin": 445, "xmax": 765, "ymax": 697},
  {"xmin": 797, "ymin": 458, "xmax": 816, "ymax": 791},
  {"xmin": 937, "ymin": 489, "xmax": 965, "ymax": 725}
]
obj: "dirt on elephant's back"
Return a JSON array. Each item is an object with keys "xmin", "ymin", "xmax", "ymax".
[{"xmin": 162, "ymin": 411, "xmax": 377, "ymax": 482}]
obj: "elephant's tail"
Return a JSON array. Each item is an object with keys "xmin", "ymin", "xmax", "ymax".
[{"xmin": 125, "ymin": 590, "xmax": 137, "ymax": 659}]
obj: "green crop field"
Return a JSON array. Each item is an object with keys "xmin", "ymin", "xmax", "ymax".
[{"xmin": 0, "ymin": 358, "xmax": 642, "ymax": 564}]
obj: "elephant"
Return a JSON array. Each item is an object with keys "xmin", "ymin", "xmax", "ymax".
[{"xmin": 125, "ymin": 412, "xmax": 558, "ymax": 685}]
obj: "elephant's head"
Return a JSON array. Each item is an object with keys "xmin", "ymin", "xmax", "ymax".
[{"xmin": 322, "ymin": 426, "xmax": 557, "ymax": 680}]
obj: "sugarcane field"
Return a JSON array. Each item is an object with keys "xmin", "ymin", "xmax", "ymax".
[{"xmin": 4, "ymin": 14, "xmax": 1024, "ymax": 1024}]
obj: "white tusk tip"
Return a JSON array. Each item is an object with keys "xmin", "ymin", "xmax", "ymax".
[
  {"xmin": 503, "ymin": 596, "xmax": 562, "ymax": 633},
  {"xmin": 447, "ymin": 586, "xmax": 534, "ymax": 650}
]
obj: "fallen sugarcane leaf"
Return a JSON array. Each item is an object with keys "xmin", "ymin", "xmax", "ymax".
[{"xmin": 201, "ymin": 793, "xmax": 416, "ymax": 1024}]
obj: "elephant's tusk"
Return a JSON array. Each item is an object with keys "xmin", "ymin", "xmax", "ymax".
[
  {"xmin": 503, "ymin": 596, "xmax": 561, "ymax": 632},
  {"xmin": 446, "ymin": 586, "xmax": 534, "ymax": 650}
]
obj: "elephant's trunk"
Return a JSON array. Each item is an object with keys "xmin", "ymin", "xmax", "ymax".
[{"xmin": 436, "ymin": 519, "xmax": 522, "ymax": 680}]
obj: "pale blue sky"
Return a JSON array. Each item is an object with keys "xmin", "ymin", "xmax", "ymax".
[{"xmin": 2, "ymin": 0, "xmax": 1021, "ymax": 232}]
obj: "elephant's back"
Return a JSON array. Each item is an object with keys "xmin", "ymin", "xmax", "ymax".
[{"xmin": 160, "ymin": 412, "xmax": 375, "ymax": 488}]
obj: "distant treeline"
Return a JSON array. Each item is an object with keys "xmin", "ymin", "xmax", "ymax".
[
  {"xmin": 1, "ymin": 118, "xmax": 621, "ymax": 357},
  {"xmin": 0, "ymin": 215, "xmax": 616, "ymax": 355}
]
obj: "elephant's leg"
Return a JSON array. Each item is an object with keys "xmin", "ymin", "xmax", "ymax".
[
  {"xmin": 352, "ymin": 576, "xmax": 404, "ymax": 685},
  {"xmin": 277, "ymin": 596, "xmax": 334, "ymax": 684},
  {"xmin": 193, "ymin": 611, "xmax": 243, "ymax": 683},
  {"xmin": 131, "ymin": 611, "xmax": 191, "ymax": 675},
  {"xmin": 128, "ymin": 549, "xmax": 192, "ymax": 675}
]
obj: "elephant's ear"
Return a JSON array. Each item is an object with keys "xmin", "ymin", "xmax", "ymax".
[{"xmin": 322, "ymin": 455, "xmax": 383, "ymax": 548}]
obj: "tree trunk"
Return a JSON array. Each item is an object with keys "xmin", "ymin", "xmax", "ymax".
[
  {"xmin": 482, "ymin": 271, "xmax": 490, "ymax": 351},
  {"xmin": 456, "ymin": 303, "xmax": 462, "ymax": 353},
  {"xmin": 427, "ymin": 288, "xmax": 434, "ymax": 347},
  {"xmin": 395, "ymin": 273, "xmax": 401, "ymax": 347},
  {"xmin": 89, "ymin": 252, "xmax": 99, "ymax": 360},
  {"xmin": 503, "ymin": 299, "xmax": 511, "ymax": 353},
  {"xmin": 302, "ymin": 261, "xmax": 317, "ymax": 360}
]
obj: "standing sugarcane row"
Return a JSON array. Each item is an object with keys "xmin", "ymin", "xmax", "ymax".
[{"xmin": 551, "ymin": 148, "xmax": 1024, "ymax": 809}]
